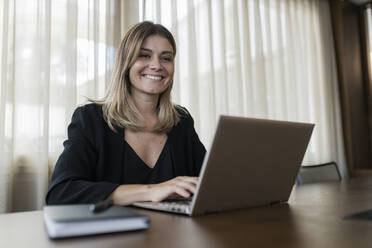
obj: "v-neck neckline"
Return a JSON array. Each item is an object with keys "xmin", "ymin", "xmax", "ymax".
[{"xmin": 124, "ymin": 138, "xmax": 168, "ymax": 170}]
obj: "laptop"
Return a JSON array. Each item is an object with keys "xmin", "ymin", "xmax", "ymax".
[{"xmin": 132, "ymin": 115, "xmax": 314, "ymax": 216}]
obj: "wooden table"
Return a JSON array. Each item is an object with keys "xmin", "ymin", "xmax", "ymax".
[{"xmin": 2, "ymin": 176, "xmax": 372, "ymax": 248}]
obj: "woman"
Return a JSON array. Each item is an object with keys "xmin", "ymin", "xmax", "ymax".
[{"xmin": 46, "ymin": 21, "xmax": 206, "ymax": 205}]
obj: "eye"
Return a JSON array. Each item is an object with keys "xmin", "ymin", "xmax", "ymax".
[
  {"xmin": 139, "ymin": 53, "xmax": 150, "ymax": 59},
  {"xmin": 162, "ymin": 56, "xmax": 173, "ymax": 62}
]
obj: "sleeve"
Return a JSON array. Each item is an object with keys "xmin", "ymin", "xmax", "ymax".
[
  {"xmin": 176, "ymin": 105, "xmax": 206, "ymax": 175},
  {"xmin": 189, "ymin": 116, "xmax": 206, "ymax": 175},
  {"xmin": 45, "ymin": 106, "xmax": 119, "ymax": 205}
]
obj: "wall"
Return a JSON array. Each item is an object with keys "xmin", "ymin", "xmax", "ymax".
[{"xmin": 329, "ymin": 0, "xmax": 372, "ymax": 174}]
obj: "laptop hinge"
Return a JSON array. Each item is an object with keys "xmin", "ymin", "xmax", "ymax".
[{"xmin": 269, "ymin": 200, "xmax": 282, "ymax": 205}]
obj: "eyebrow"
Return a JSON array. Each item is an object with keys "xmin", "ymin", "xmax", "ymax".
[{"xmin": 140, "ymin": 48, "xmax": 174, "ymax": 55}]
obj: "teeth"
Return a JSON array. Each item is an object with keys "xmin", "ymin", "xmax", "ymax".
[{"xmin": 144, "ymin": 75, "xmax": 162, "ymax": 80}]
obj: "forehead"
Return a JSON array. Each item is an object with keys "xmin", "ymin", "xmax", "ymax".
[{"xmin": 141, "ymin": 35, "xmax": 174, "ymax": 52}]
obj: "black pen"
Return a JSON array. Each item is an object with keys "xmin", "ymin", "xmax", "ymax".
[{"xmin": 89, "ymin": 198, "xmax": 113, "ymax": 213}]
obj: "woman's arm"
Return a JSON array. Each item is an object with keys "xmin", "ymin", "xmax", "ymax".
[
  {"xmin": 46, "ymin": 105, "xmax": 119, "ymax": 205},
  {"xmin": 109, "ymin": 176, "xmax": 198, "ymax": 205}
]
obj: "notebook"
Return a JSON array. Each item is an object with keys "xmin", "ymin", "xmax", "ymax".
[
  {"xmin": 132, "ymin": 115, "xmax": 314, "ymax": 216},
  {"xmin": 43, "ymin": 204, "xmax": 149, "ymax": 239}
]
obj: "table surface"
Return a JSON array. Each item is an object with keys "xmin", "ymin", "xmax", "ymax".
[{"xmin": 2, "ymin": 175, "xmax": 372, "ymax": 248}]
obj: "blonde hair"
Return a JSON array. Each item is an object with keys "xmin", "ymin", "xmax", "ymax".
[{"xmin": 91, "ymin": 21, "xmax": 184, "ymax": 133}]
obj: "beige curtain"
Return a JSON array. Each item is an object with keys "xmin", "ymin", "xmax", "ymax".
[
  {"xmin": 0, "ymin": 0, "xmax": 137, "ymax": 213},
  {"xmin": 0, "ymin": 0, "xmax": 348, "ymax": 213},
  {"xmin": 141, "ymin": 0, "xmax": 347, "ymax": 175}
]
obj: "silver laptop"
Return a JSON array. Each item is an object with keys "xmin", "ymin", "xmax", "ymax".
[{"xmin": 132, "ymin": 115, "xmax": 314, "ymax": 216}]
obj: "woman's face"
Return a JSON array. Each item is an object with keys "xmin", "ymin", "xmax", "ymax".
[{"xmin": 129, "ymin": 35, "xmax": 174, "ymax": 97}]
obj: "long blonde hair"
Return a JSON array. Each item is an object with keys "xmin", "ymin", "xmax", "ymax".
[{"xmin": 91, "ymin": 21, "xmax": 183, "ymax": 133}]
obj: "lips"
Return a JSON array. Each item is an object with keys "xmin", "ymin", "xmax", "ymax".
[{"xmin": 142, "ymin": 74, "xmax": 164, "ymax": 81}]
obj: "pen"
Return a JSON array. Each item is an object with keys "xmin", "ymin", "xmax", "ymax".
[{"xmin": 89, "ymin": 198, "xmax": 113, "ymax": 213}]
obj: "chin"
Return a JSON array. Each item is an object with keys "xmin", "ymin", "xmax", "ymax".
[
  {"xmin": 147, "ymin": 89, "xmax": 167, "ymax": 95},
  {"xmin": 132, "ymin": 82, "xmax": 170, "ymax": 96},
  {"xmin": 144, "ymin": 84, "xmax": 169, "ymax": 95}
]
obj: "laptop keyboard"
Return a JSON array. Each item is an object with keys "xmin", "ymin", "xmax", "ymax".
[{"xmin": 132, "ymin": 199, "xmax": 192, "ymax": 214}]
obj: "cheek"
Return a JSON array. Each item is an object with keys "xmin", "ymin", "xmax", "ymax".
[
  {"xmin": 128, "ymin": 64, "xmax": 141, "ymax": 82},
  {"xmin": 167, "ymin": 65, "xmax": 175, "ymax": 78}
]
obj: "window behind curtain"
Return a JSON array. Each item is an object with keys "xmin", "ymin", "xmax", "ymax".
[
  {"xmin": 138, "ymin": 0, "xmax": 347, "ymax": 177},
  {"xmin": 0, "ymin": 0, "xmax": 121, "ymax": 213}
]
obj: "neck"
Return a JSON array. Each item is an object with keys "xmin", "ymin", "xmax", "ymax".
[{"xmin": 132, "ymin": 91, "xmax": 160, "ymax": 128}]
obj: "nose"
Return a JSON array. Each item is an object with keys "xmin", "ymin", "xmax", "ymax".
[{"xmin": 149, "ymin": 56, "xmax": 162, "ymax": 70}]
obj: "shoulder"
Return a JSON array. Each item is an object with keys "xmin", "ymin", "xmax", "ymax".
[
  {"xmin": 174, "ymin": 104, "xmax": 192, "ymax": 119},
  {"xmin": 71, "ymin": 103, "xmax": 104, "ymax": 129},
  {"xmin": 74, "ymin": 102, "xmax": 102, "ymax": 116},
  {"xmin": 67, "ymin": 103, "xmax": 108, "ymax": 146},
  {"xmin": 173, "ymin": 105, "xmax": 195, "ymax": 128}
]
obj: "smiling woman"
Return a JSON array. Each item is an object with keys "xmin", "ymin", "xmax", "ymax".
[
  {"xmin": 95, "ymin": 21, "xmax": 181, "ymax": 133},
  {"xmin": 129, "ymin": 35, "xmax": 175, "ymax": 97},
  {"xmin": 46, "ymin": 21, "xmax": 206, "ymax": 206}
]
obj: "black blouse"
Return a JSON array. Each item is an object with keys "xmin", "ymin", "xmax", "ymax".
[
  {"xmin": 46, "ymin": 103, "xmax": 206, "ymax": 205},
  {"xmin": 123, "ymin": 140, "xmax": 174, "ymax": 184}
]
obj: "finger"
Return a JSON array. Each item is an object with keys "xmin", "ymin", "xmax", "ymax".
[
  {"xmin": 174, "ymin": 181, "xmax": 197, "ymax": 194},
  {"xmin": 177, "ymin": 176, "xmax": 199, "ymax": 185},
  {"xmin": 165, "ymin": 193, "xmax": 181, "ymax": 200},
  {"xmin": 173, "ymin": 185, "xmax": 191, "ymax": 198}
]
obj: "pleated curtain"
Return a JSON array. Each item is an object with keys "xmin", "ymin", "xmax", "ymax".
[
  {"xmin": 141, "ymin": 0, "xmax": 347, "ymax": 175},
  {"xmin": 0, "ymin": 0, "xmax": 124, "ymax": 213},
  {"xmin": 0, "ymin": 0, "xmax": 347, "ymax": 213}
]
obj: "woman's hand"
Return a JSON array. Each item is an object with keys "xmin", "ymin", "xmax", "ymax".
[
  {"xmin": 109, "ymin": 176, "xmax": 199, "ymax": 205},
  {"xmin": 148, "ymin": 176, "xmax": 199, "ymax": 202}
]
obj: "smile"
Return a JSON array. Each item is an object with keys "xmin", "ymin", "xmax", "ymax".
[{"xmin": 143, "ymin": 74, "xmax": 163, "ymax": 81}]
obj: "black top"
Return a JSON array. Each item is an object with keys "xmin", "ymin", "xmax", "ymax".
[
  {"xmin": 46, "ymin": 103, "xmax": 206, "ymax": 205},
  {"xmin": 123, "ymin": 140, "xmax": 174, "ymax": 184}
]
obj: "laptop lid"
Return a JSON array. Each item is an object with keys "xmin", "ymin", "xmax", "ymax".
[{"xmin": 190, "ymin": 115, "xmax": 314, "ymax": 216}]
